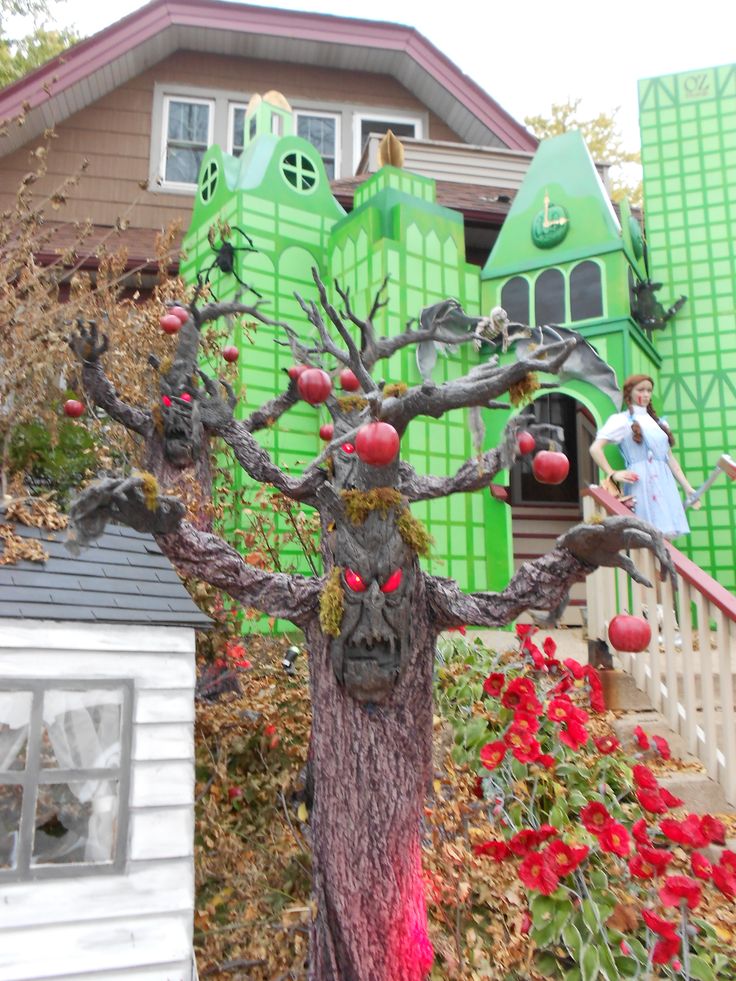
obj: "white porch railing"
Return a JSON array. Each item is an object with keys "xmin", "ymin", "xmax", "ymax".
[{"xmin": 583, "ymin": 487, "xmax": 736, "ymax": 806}]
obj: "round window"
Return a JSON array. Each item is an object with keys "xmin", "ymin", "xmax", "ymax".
[
  {"xmin": 200, "ymin": 160, "xmax": 219, "ymax": 204},
  {"xmin": 280, "ymin": 151, "xmax": 318, "ymax": 193}
]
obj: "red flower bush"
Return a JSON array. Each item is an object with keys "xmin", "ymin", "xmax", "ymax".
[
  {"xmin": 632, "ymin": 764, "xmax": 659, "ymax": 790},
  {"xmin": 559, "ymin": 721, "xmax": 589, "ymax": 750},
  {"xmin": 483, "ymin": 672, "xmax": 505, "ymax": 697},
  {"xmin": 518, "ymin": 853, "xmax": 560, "ymax": 895},
  {"xmin": 691, "ymin": 852, "xmax": 713, "ymax": 880},
  {"xmin": 473, "ymin": 840, "xmax": 510, "ymax": 860},
  {"xmin": 652, "ymin": 734, "xmax": 671, "ymax": 760},
  {"xmin": 598, "ymin": 822, "xmax": 631, "ymax": 857},
  {"xmin": 659, "ymin": 874, "xmax": 703, "ymax": 911},
  {"xmin": 632, "ymin": 818, "xmax": 651, "ymax": 845},
  {"xmin": 635, "ymin": 788, "xmax": 668, "ymax": 815},
  {"xmin": 543, "ymin": 840, "xmax": 589, "ymax": 876},
  {"xmin": 580, "ymin": 802, "xmax": 613, "ymax": 834},
  {"xmin": 641, "ymin": 908, "xmax": 678, "ymax": 937},
  {"xmin": 629, "ymin": 853, "xmax": 657, "ymax": 879},
  {"xmin": 712, "ymin": 864, "xmax": 736, "ymax": 899},
  {"xmin": 479, "ymin": 740, "xmax": 506, "ymax": 771},
  {"xmin": 501, "ymin": 677, "xmax": 536, "ymax": 710},
  {"xmin": 594, "ymin": 734, "xmax": 620, "ymax": 755},
  {"xmin": 633, "ymin": 725, "xmax": 650, "ymax": 750}
]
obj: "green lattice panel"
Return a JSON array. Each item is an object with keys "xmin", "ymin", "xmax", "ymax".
[{"xmin": 639, "ymin": 63, "xmax": 736, "ymax": 590}]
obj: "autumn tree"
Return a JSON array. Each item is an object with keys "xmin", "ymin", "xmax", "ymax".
[
  {"xmin": 525, "ymin": 99, "xmax": 642, "ymax": 207},
  {"xmin": 65, "ymin": 266, "xmax": 675, "ymax": 980},
  {"xmin": 0, "ymin": 0, "xmax": 79, "ymax": 87}
]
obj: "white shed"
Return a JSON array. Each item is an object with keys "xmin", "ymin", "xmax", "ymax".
[{"xmin": 0, "ymin": 521, "xmax": 210, "ymax": 981}]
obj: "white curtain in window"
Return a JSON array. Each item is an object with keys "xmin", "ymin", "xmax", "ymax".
[{"xmin": 42, "ymin": 690, "xmax": 122, "ymax": 862}]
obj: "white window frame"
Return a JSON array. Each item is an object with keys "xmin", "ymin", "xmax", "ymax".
[
  {"xmin": 227, "ymin": 101, "xmax": 250, "ymax": 158},
  {"xmin": 352, "ymin": 110, "xmax": 423, "ymax": 172},
  {"xmin": 158, "ymin": 93, "xmax": 215, "ymax": 193},
  {"xmin": 294, "ymin": 109, "xmax": 341, "ymax": 180}
]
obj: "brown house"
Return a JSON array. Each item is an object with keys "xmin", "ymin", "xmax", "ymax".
[{"xmin": 0, "ymin": 0, "xmax": 537, "ymax": 270}]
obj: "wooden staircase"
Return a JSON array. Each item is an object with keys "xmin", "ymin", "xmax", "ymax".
[{"xmin": 512, "ymin": 502, "xmax": 586, "ymax": 626}]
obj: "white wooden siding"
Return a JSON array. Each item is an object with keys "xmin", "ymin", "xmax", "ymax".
[{"xmin": 0, "ymin": 619, "xmax": 197, "ymax": 981}]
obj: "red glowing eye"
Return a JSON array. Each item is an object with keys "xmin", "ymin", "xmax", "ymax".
[
  {"xmin": 344, "ymin": 568, "xmax": 367, "ymax": 592},
  {"xmin": 341, "ymin": 442, "xmax": 355, "ymax": 454},
  {"xmin": 161, "ymin": 395, "xmax": 172, "ymax": 406},
  {"xmin": 380, "ymin": 568, "xmax": 403, "ymax": 593},
  {"xmin": 180, "ymin": 392, "xmax": 192, "ymax": 402}
]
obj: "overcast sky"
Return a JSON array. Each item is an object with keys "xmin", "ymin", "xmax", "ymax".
[{"xmin": 12, "ymin": 0, "xmax": 736, "ymax": 151}]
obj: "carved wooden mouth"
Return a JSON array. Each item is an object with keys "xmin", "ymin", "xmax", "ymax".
[{"xmin": 341, "ymin": 642, "xmax": 400, "ymax": 703}]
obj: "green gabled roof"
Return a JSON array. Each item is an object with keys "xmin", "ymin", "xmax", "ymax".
[{"xmin": 481, "ymin": 130, "xmax": 623, "ymax": 279}]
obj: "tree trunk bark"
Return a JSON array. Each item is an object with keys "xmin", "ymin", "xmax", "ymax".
[{"xmin": 303, "ymin": 596, "xmax": 436, "ymax": 981}]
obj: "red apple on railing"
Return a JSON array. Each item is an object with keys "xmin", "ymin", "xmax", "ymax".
[
  {"xmin": 63, "ymin": 399, "xmax": 84, "ymax": 418},
  {"xmin": 298, "ymin": 368, "xmax": 332, "ymax": 405},
  {"xmin": 339, "ymin": 368, "xmax": 360, "ymax": 392},
  {"xmin": 517, "ymin": 431, "xmax": 536, "ymax": 455},
  {"xmin": 222, "ymin": 346, "xmax": 239, "ymax": 363},
  {"xmin": 532, "ymin": 450, "xmax": 569, "ymax": 485},
  {"xmin": 355, "ymin": 421, "xmax": 400, "ymax": 467},
  {"xmin": 608, "ymin": 614, "xmax": 651, "ymax": 653}
]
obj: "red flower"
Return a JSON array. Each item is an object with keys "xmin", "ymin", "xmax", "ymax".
[
  {"xmin": 638, "ymin": 845, "xmax": 673, "ymax": 871},
  {"xmin": 537, "ymin": 753, "xmax": 556, "ymax": 769},
  {"xmin": 483, "ymin": 672, "xmax": 505, "ymax": 697},
  {"xmin": 632, "ymin": 764, "xmax": 659, "ymax": 790},
  {"xmin": 659, "ymin": 874, "xmax": 703, "ymax": 910},
  {"xmin": 518, "ymin": 693, "xmax": 543, "ymax": 715},
  {"xmin": 473, "ymin": 840, "xmax": 510, "ymax": 861},
  {"xmin": 652, "ymin": 734, "xmax": 671, "ymax": 760},
  {"xmin": 633, "ymin": 725, "xmax": 650, "ymax": 750},
  {"xmin": 537, "ymin": 824, "xmax": 559, "ymax": 844},
  {"xmin": 632, "ymin": 818, "xmax": 651, "ymax": 845},
  {"xmin": 563, "ymin": 658, "xmax": 585, "ymax": 679},
  {"xmin": 501, "ymin": 677, "xmax": 536, "ymax": 710},
  {"xmin": 553, "ymin": 675, "xmax": 574, "ymax": 694},
  {"xmin": 659, "ymin": 787, "xmax": 684, "ymax": 808},
  {"xmin": 543, "ymin": 840, "xmax": 589, "ymax": 875},
  {"xmin": 580, "ymin": 802, "xmax": 613, "ymax": 834},
  {"xmin": 719, "ymin": 849, "xmax": 736, "ymax": 872},
  {"xmin": 660, "ymin": 815, "xmax": 707, "ymax": 848},
  {"xmin": 712, "ymin": 864, "xmax": 736, "ymax": 899},
  {"xmin": 518, "ymin": 853, "xmax": 560, "ymax": 895},
  {"xmin": 700, "ymin": 815, "xmax": 726, "ymax": 845},
  {"xmin": 507, "ymin": 730, "xmax": 541, "ymax": 764},
  {"xmin": 543, "ymin": 636, "xmax": 557, "ymax": 658},
  {"xmin": 515, "ymin": 623, "xmax": 537, "ymax": 639},
  {"xmin": 652, "ymin": 935, "xmax": 680, "ymax": 965},
  {"xmin": 641, "ymin": 908, "xmax": 678, "ymax": 937},
  {"xmin": 691, "ymin": 852, "xmax": 713, "ymax": 880},
  {"xmin": 584, "ymin": 666, "xmax": 606, "ymax": 712},
  {"xmin": 598, "ymin": 821, "xmax": 631, "ymax": 857},
  {"xmin": 547, "ymin": 696, "xmax": 575, "ymax": 723},
  {"xmin": 629, "ymin": 853, "xmax": 656, "ymax": 879},
  {"xmin": 636, "ymin": 788, "xmax": 668, "ymax": 815},
  {"xmin": 480, "ymin": 741, "xmax": 507, "ymax": 771},
  {"xmin": 559, "ymin": 721, "xmax": 589, "ymax": 750},
  {"xmin": 522, "ymin": 639, "xmax": 545, "ymax": 669},
  {"xmin": 508, "ymin": 829, "xmax": 542, "ymax": 856},
  {"xmin": 510, "ymin": 710, "xmax": 540, "ymax": 735},
  {"xmin": 594, "ymin": 734, "xmax": 620, "ymax": 755}
]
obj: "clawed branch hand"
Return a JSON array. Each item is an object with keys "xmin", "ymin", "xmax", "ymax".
[
  {"xmin": 68, "ymin": 320, "xmax": 109, "ymax": 363},
  {"xmin": 558, "ymin": 515, "xmax": 677, "ymax": 588},
  {"xmin": 194, "ymin": 369, "xmax": 238, "ymax": 430}
]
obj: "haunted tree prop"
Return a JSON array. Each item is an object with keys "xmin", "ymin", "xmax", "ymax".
[{"xmin": 68, "ymin": 274, "xmax": 675, "ymax": 981}]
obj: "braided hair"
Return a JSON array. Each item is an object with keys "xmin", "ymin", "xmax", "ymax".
[{"xmin": 622, "ymin": 374, "xmax": 675, "ymax": 447}]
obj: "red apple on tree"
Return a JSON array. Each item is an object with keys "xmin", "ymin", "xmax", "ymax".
[
  {"xmin": 287, "ymin": 364, "xmax": 308, "ymax": 381},
  {"xmin": 298, "ymin": 368, "xmax": 332, "ymax": 405},
  {"xmin": 319, "ymin": 423, "xmax": 334, "ymax": 441},
  {"xmin": 355, "ymin": 421, "xmax": 400, "ymax": 467},
  {"xmin": 63, "ymin": 399, "xmax": 84, "ymax": 418},
  {"xmin": 160, "ymin": 313, "xmax": 182, "ymax": 335},
  {"xmin": 608, "ymin": 614, "xmax": 651, "ymax": 653},
  {"xmin": 339, "ymin": 368, "xmax": 360, "ymax": 392},
  {"xmin": 222, "ymin": 346, "xmax": 239, "ymax": 363},
  {"xmin": 169, "ymin": 305, "xmax": 189, "ymax": 324},
  {"xmin": 532, "ymin": 450, "xmax": 569, "ymax": 485},
  {"xmin": 517, "ymin": 431, "xmax": 536, "ymax": 455}
]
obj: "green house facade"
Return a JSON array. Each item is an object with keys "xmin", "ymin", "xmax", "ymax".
[{"xmin": 639, "ymin": 63, "xmax": 736, "ymax": 590}]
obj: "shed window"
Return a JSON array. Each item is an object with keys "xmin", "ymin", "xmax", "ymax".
[
  {"xmin": 0, "ymin": 681, "xmax": 132, "ymax": 880},
  {"xmin": 161, "ymin": 96, "xmax": 214, "ymax": 187},
  {"xmin": 534, "ymin": 268, "xmax": 566, "ymax": 326},
  {"xmin": 570, "ymin": 261, "xmax": 603, "ymax": 321},
  {"xmin": 500, "ymin": 277, "xmax": 530, "ymax": 325}
]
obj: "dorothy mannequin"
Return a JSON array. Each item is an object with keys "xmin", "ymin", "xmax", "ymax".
[{"xmin": 589, "ymin": 374, "xmax": 700, "ymax": 540}]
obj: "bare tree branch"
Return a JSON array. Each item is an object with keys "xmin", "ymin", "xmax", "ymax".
[
  {"xmin": 333, "ymin": 278, "xmax": 388, "ymax": 366},
  {"xmin": 310, "ymin": 269, "xmax": 377, "ymax": 394},
  {"xmin": 242, "ymin": 381, "xmax": 301, "ymax": 434}
]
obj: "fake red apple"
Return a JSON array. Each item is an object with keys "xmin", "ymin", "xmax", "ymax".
[
  {"xmin": 63, "ymin": 399, "xmax": 84, "ymax": 418},
  {"xmin": 355, "ymin": 421, "xmax": 400, "ymax": 467},
  {"xmin": 608, "ymin": 614, "xmax": 651, "ymax": 653},
  {"xmin": 339, "ymin": 368, "xmax": 360, "ymax": 392},
  {"xmin": 532, "ymin": 450, "xmax": 570, "ymax": 485},
  {"xmin": 298, "ymin": 368, "xmax": 332, "ymax": 405},
  {"xmin": 160, "ymin": 313, "xmax": 182, "ymax": 335},
  {"xmin": 222, "ymin": 346, "xmax": 239, "ymax": 363},
  {"xmin": 169, "ymin": 305, "xmax": 189, "ymax": 324},
  {"xmin": 517, "ymin": 431, "xmax": 536, "ymax": 455},
  {"xmin": 287, "ymin": 364, "xmax": 308, "ymax": 381},
  {"xmin": 228, "ymin": 786, "xmax": 243, "ymax": 801},
  {"xmin": 319, "ymin": 423, "xmax": 334, "ymax": 441}
]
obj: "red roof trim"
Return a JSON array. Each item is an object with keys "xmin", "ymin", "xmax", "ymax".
[{"xmin": 0, "ymin": 0, "xmax": 536, "ymax": 151}]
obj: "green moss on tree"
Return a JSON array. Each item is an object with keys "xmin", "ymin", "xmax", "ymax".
[
  {"xmin": 383, "ymin": 383, "xmax": 408, "ymax": 398},
  {"xmin": 341, "ymin": 488, "xmax": 403, "ymax": 525},
  {"xmin": 319, "ymin": 566, "xmax": 344, "ymax": 637},
  {"xmin": 336, "ymin": 395, "xmax": 368, "ymax": 413},
  {"xmin": 397, "ymin": 508, "xmax": 433, "ymax": 558}
]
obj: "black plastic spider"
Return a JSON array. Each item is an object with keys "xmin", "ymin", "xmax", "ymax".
[{"xmin": 197, "ymin": 225, "xmax": 262, "ymax": 301}]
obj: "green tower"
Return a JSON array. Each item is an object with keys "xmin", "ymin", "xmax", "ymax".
[{"xmin": 639, "ymin": 64, "xmax": 736, "ymax": 590}]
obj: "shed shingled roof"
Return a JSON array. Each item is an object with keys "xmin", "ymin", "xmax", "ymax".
[{"xmin": 0, "ymin": 522, "xmax": 211, "ymax": 628}]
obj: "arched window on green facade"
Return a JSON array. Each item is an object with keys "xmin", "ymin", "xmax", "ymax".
[
  {"xmin": 500, "ymin": 276, "xmax": 529, "ymax": 324},
  {"xmin": 570, "ymin": 260, "xmax": 603, "ymax": 321},
  {"xmin": 534, "ymin": 268, "xmax": 565, "ymax": 325}
]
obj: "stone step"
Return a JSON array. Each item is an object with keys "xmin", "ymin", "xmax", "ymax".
[{"xmin": 599, "ymin": 665, "xmax": 736, "ymax": 711}]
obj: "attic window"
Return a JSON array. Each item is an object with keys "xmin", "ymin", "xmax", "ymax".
[
  {"xmin": 280, "ymin": 150, "xmax": 318, "ymax": 193},
  {"xmin": 161, "ymin": 95, "xmax": 214, "ymax": 188},
  {"xmin": 0, "ymin": 681, "xmax": 132, "ymax": 881},
  {"xmin": 295, "ymin": 111, "xmax": 339, "ymax": 180}
]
